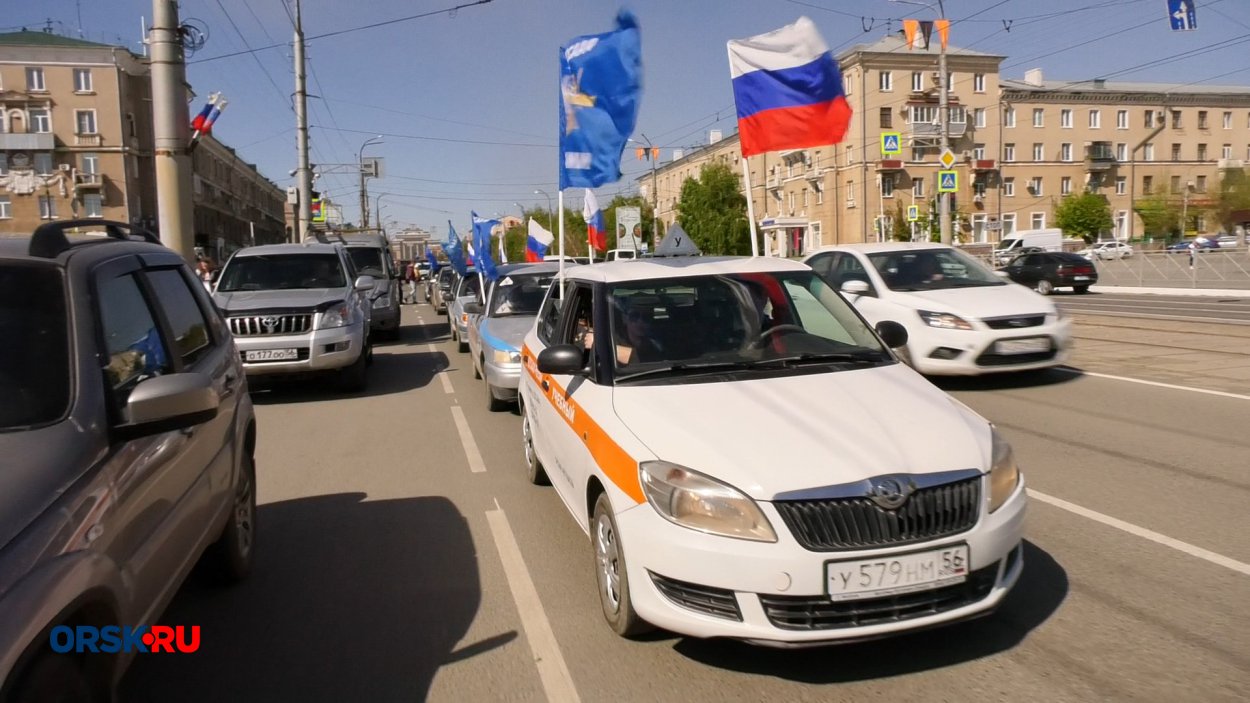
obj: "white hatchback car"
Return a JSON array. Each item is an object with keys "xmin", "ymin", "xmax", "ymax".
[
  {"xmin": 1078, "ymin": 241, "xmax": 1134, "ymax": 260},
  {"xmin": 804, "ymin": 243, "xmax": 1071, "ymax": 376},
  {"xmin": 519, "ymin": 256, "xmax": 1026, "ymax": 647}
]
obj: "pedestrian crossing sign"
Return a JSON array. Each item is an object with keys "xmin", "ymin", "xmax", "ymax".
[
  {"xmin": 907, "ymin": 205, "xmax": 919, "ymax": 222},
  {"xmin": 881, "ymin": 132, "xmax": 902, "ymax": 156},
  {"xmin": 938, "ymin": 170, "xmax": 958, "ymax": 193}
]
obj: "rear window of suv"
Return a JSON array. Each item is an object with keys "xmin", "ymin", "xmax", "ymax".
[
  {"xmin": 347, "ymin": 247, "xmax": 386, "ymax": 278},
  {"xmin": 0, "ymin": 264, "xmax": 70, "ymax": 430},
  {"xmin": 217, "ymin": 253, "xmax": 346, "ymax": 291}
]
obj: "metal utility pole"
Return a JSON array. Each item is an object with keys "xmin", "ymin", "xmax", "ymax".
[
  {"xmin": 358, "ymin": 135, "xmax": 383, "ymax": 228},
  {"xmin": 937, "ymin": 8, "xmax": 952, "ymax": 245},
  {"xmin": 150, "ymin": 0, "xmax": 195, "ymax": 260},
  {"xmin": 293, "ymin": 0, "xmax": 312, "ymax": 242}
]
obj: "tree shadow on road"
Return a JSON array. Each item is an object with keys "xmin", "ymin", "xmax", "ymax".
[
  {"xmin": 121, "ymin": 493, "xmax": 510, "ymax": 702},
  {"xmin": 930, "ymin": 367, "xmax": 1084, "ymax": 393},
  {"xmin": 670, "ymin": 541, "xmax": 1067, "ymax": 683}
]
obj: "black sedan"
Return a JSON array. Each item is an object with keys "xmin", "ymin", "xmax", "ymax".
[{"xmin": 998, "ymin": 251, "xmax": 1098, "ymax": 295}]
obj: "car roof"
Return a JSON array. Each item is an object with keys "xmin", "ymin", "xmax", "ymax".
[
  {"xmin": 496, "ymin": 262, "xmax": 564, "ymax": 277},
  {"xmin": 232, "ymin": 242, "xmax": 343, "ymax": 257},
  {"xmin": 0, "ymin": 233, "xmax": 179, "ymax": 267},
  {"xmin": 805, "ymin": 242, "xmax": 954, "ymax": 257},
  {"xmin": 560, "ymin": 256, "xmax": 810, "ymax": 284}
]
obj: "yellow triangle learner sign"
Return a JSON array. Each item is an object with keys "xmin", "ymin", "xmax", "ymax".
[{"xmin": 939, "ymin": 148, "xmax": 957, "ymax": 169}]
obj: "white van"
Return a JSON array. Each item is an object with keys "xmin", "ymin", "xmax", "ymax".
[
  {"xmin": 993, "ymin": 229, "xmax": 1062, "ymax": 265},
  {"xmin": 606, "ymin": 248, "xmax": 639, "ymax": 261}
]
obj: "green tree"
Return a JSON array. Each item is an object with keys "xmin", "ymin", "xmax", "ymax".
[
  {"xmin": 1053, "ymin": 192, "xmax": 1114, "ymax": 242},
  {"xmin": 1208, "ymin": 168, "xmax": 1250, "ymax": 242},
  {"xmin": 890, "ymin": 202, "xmax": 911, "ymax": 241},
  {"xmin": 1134, "ymin": 193, "xmax": 1181, "ymax": 239},
  {"xmin": 675, "ymin": 163, "xmax": 751, "ymax": 255}
]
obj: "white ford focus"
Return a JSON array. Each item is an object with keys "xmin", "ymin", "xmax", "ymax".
[
  {"xmin": 805, "ymin": 243, "xmax": 1071, "ymax": 376},
  {"xmin": 519, "ymin": 256, "xmax": 1026, "ymax": 647}
]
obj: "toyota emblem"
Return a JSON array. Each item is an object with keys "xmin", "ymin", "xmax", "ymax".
[
  {"xmin": 867, "ymin": 476, "xmax": 911, "ymax": 510},
  {"xmin": 260, "ymin": 316, "xmax": 280, "ymax": 332}
]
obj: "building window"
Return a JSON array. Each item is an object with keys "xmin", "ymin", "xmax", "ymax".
[
  {"xmin": 1171, "ymin": 110, "xmax": 1182, "ymax": 129},
  {"xmin": 1032, "ymin": 143, "xmax": 1044, "ymax": 161},
  {"xmin": 879, "ymin": 71, "xmax": 893, "ymax": 91},
  {"xmin": 0, "ymin": 195, "xmax": 10, "ymax": 219},
  {"xmin": 846, "ymin": 181, "xmax": 855, "ymax": 206},
  {"xmin": 1029, "ymin": 177, "xmax": 1043, "ymax": 196},
  {"xmin": 1143, "ymin": 143, "xmax": 1154, "ymax": 161},
  {"xmin": 1117, "ymin": 110, "xmax": 1128, "ymax": 129},
  {"xmin": 1222, "ymin": 144, "xmax": 1232, "ymax": 159},
  {"xmin": 946, "ymin": 72, "xmax": 954, "ymax": 92},
  {"xmin": 1061, "ymin": 143, "xmax": 1073, "ymax": 162},
  {"xmin": 1089, "ymin": 110, "xmax": 1101, "ymax": 129},
  {"xmin": 1196, "ymin": 175, "xmax": 1207, "ymax": 193},
  {"xmin": 948, "ymin": 106, "xmax": 966, "ymax": 124},
  {"xmin": 75, "ymin": 110, "xmax": 98, "ymax": 135},
  {"xmin": 974, "ymin": 107, "xmax": 985, "ymax": 128},
  {"xmin": 1223, "ymin": 111, "xmax": 1232, "ymax": 129},
  {"xmin": 84, "ymin": 193, "xmax": 103, "ymax": 218},
  {"xmin": 1115, "ymin": 176, "xmax": 1126, "ymax": 195},
  {"xmin": 909, "ymin": 105, "xmax": 938, "ymax": 124},
  {"xmin": 1170, "ymin": 175, "xmax": 1182, "ymax": 193},
  {"xmin": 1061, "ymin": 177, "xmax": 1072, "ymax": 195},
  {"xmin": 1031, "ymin": 213, "xmax": 1046, "ymax": 229},
  {"xmin": 1197, "ymin": 144, "xmax": 1208, "ymax": 161},
  {"xmin": 1002, "ymin": 213, "xmax": 1017, "ymax": 236},
  {"xmin": 911, "ymin": 71, "xmax": 923, "ymax": 92},
  {"xmin": 879, "ymin": 107, "xmax": 892, "ymax": 129},
  {"xmin": 881, "ymin": 174, "xmax": 895, "ymax": 198},
  {"xmin": 73, "ymin": 68, "xmax": 93, "ymax": 93},
  {"xmin": 911, "ymin": 146, "xmax": 926, "ymax": 161},
  {"xmin": 1198, "ymin": 111, "xmax": 1208, "ymax": 129},
  {"xmin": 973, "ymin": 179, "xmax": 987, "ymax": 197},
  {"xmin": 1143, "ymin": 175, "xmax": 1153, "ymax": 194},
  {"xmin": 34, "ymin": 153, "xmax": 54, "ymax": 175},
  {"xmin": 1004, "ymin": 106, "xmax": 1015, "ymax": 128},
  {"xmin": 1116, "ymin": 143, "xmax": 1127, "ymax": 161},
  {"xmin": 1003, "ymin": 177, "xmax": 1015, "ymax": 197},
  {"xmin": 1032, "ymin": 108, "xmax": 1044, "ymax": 127},
  {"xmin": 1060, "ymin": 109, "xmax": 1072, "ymax": 128},
  {"xmin": 1145, "ymin": 110, "xmax": 1156, "ymax": 128},
  {"xmin": 973, "ymin": 73, "xmax": 985, "ymax": 92},
  {"xmin": 843, "ymin": 72, "xmax": 852, "ymax": 95},
  {"xmin": 973, "ymin": 143, "xmax": 986, "ymax": 160},
  {"xmin": 29, "ymin": 108, "xmax": 51, "ymax": 133},
  {"xmin": 913, "ymin": 178, "xmax": 925, "ymax": 197},
  {"xmin": 39, "ymin": 195, "xmax": 58, "ymax": 219},
  {"xmin": 816, "ymin": 184, "xmax": 823, "ymax": 204},
  {"xmin": 1171, "ymin": 143, "xmax": 1181, "ymax": 161},
  {"xmin": 1004, "ymin": 143, "xmax": 1016, "ymax": 162},
  {"xmin": 26, "ymin": 67, "xmax": 46, "ymax": 91}
]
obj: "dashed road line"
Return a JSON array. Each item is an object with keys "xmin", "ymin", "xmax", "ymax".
[
  {"xmin": 450, "ymin": 406, "xmax": 487, "ymax": 473},
  {"xmin": 427, "ymin": 343, "xmax": 455, "ymax": 394},
  {"xmin": 1057, "ymin": 367, "xmax": 1250, "ymax": 401}
]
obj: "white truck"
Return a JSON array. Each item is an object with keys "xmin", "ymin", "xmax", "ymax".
[{"xmin": 993, "ymin": 228, "xmax": 1063, "ymax": 266}]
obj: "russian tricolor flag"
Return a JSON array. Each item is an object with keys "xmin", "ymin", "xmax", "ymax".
[
  {"xmin": 526, "ymin": 218, "xmax": 554, "ymax": 262},
  {"xmin": 583, "ymin": 189, "xmax": 607, "ymax": 252},
  {"xmin": 728, "ymin": 17, "xmax": 852, "ymax": 157}
]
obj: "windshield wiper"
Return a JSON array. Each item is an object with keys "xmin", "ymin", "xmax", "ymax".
[
  {"xmin": 615, "ymin": 360, "xmax": 765, "ymax": 382},
  {"xmin": 752, "ymin": 351, "xmax": 888, "ymax": 367}
]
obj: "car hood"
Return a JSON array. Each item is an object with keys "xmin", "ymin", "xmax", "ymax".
[
  {"xmin": 887, "ymin": 284, "xmax": 1053, "ymax": 319},
  {"xmin": 610, "ymin": 364, "xmax": 990, "ymax": 500},
  {"xmin": 480, "ymin": 316, "xmax": 535, "ymax": 351},
  {"xmin": 213, "ymin": 288, "xmax": 344, "ymax": 312}
]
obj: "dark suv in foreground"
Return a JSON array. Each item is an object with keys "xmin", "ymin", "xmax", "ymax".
[{"xmin": 0, "ymin": 221, "xmax": 257, "ymax": 702}]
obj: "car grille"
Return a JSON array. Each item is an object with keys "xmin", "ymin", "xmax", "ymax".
[
  {"xmin": 649, "ymin": 572, "xmax": 742, "ymax": 621},
  {"xmin": 774, "ymin": 476, "xmax": 981, "ymax": 552},
  {"xmin": 975, "ymin": 348, "xmax": 1058, "ymax": 367},
  {"xmin": 758, "ymin": 563, "xmax": 999, "ymax": 631},
  {"xmin": 982, "ymin": 315, "xmax": 1045, "ymax": 330},
  {"xmin": 228, "ymin": 314, "xmax": 313, "ymax": 336}
]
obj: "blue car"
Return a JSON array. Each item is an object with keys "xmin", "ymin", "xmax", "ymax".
[{"xmin": 1166, "ymin": 238, "xmax": 1219, "ymax": 253}]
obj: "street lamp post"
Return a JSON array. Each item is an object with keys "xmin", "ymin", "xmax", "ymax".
[
  {"xmin": 628, "ymin": 135, "xmax": 660, "ymax": 246},
  {"xmin": 358, "ymin": 135, "xmax": 383, "ymax": 229},
  {"xmin": 374, "ymin": 192, "xmax": 389, "ymax": 235}
]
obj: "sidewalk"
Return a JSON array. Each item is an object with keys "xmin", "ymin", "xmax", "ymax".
[{"xmin": 1089, "ymin": 285, "xmax": 1250, "ymax": 297}]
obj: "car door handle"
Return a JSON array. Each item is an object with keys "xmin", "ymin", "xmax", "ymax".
[
  {"xmin": 221, "ymin": 372, "xmax": 238, "ymax": 398},
  {"xmin": 541, "ymin": 379, "xmax": 550, "ymax": 391}
]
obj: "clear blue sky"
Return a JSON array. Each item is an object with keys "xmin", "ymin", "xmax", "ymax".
[{"xmin": 13, "ymin": 0, "xmax": 1250, "ymax": 235}]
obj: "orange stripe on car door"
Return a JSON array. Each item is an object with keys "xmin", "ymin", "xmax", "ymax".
[{"xmin": 523, "ymin": 346, "xmax": 644, "ymax": 504}]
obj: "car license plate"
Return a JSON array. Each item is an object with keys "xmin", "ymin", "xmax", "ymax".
[
  {"xmin": 826, "ymin": 545, "xmax": 969, "ymax": 602},
  {"xmin": 1074, "ymin": 275, "xmax": 1091, "ymax": 281},
  {"xmin": 245, "ymin": 348, "xmax": 298, "ymax": 361},
  {"xmin": 994, "ymin": 337, "xmax": 1051, "ymax": 355}
]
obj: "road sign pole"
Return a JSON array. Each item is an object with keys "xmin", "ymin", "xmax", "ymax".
[{"xmin": 938, "ymin": 33, "xmax": 952, "ymax": 245}]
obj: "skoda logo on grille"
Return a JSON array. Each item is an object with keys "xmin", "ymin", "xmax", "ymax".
[
  {"xmin": 260, "ymin": 316, "xmax": 280, "ymax": 332},
  {"xmin": 867, "ymin": 476, "xmax": 912, "ymax": 510}
]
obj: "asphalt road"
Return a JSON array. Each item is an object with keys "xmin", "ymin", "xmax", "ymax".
[
  {"xmin": 1057, "ymin": 291, "xmax": 1250, "ymax": 324},
  {"xmin": 122, "ymin": 302, "xmax": 1250, "ymax": 702}
]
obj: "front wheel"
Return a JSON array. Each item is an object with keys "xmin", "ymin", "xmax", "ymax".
[
  {"xmin": 203, "ymin": 453, "xmax": 257, "ymax": 583},
  {"xmin": 592, "ymin": 494, "xmax": 651, "ymax": 637},
  {"xmin": 521, "ymin": 407, "xmax": 549, "ymax": 485},
  {"xmin": 1074, "ymin": 285, "xmax": 1090, "ymax": 294},
  {"xmin": 1036, "ymin": 278, "xmax": 1055, "ymax": 295}
]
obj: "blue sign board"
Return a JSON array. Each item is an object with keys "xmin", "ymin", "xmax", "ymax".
[
  {"xmin": 1168, "ymin": 0, "xmax": 1197, "ymax": 31},
  {"xmin": 938, "ymin": 170, "xmax": 958, "ymax": 193},
  {"xmin": 881, "ymin": 132, "xmax": 902, "ymax": 156}
]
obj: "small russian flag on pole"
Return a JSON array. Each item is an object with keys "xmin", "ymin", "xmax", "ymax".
[
  {"xmin": 526, "ymin": 218, "xmax": 554, "ymax": 262},
  {"xmin": 583, "ymin": 189, "xmax": 607, "ymax": 252}
]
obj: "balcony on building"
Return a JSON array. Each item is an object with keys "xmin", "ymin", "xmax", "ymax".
[
  {"xmin": 1084, "ymin": 142, "xmax": 1116, "ymax": 171},
  {"xmin": 973, "ymin": 159, "xmax": 997, "ymax": 171},
  {"xmin": 0, "ymin": 132, "xmax": 56, "ymax": 150},
  {"xmin": 74, "ymin": 172, "xmax": 105, "ymax": 190},
  {"xmin": 877, "ymin": 159, "xmax": 905, "ymax": 171},
  {"xmin": 74, "ymin": 133, "xmax": 103, "ymax": 147},
  {"xmin": 1218, "ymin": 158, "xmax": 1245, "ymax": 170}
]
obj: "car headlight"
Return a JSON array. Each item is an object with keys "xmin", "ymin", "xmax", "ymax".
[
  {"xmin": 318, "ymin": 302, "xmax": 352, "ymax": 329},
  {"xmin": 491, "ymin": 348, "xmax": 521, "ymax": 365},
  {"xmin": 639, "ymin": 461, "xmax": 777, "ymax": 542},
  {"xmin": 918, "ymin": 310, "xmax": 974, "ymax": 330},
  {"xmin": 988, "ymin": 428, "xmax": 1021, "ymax": 513}
]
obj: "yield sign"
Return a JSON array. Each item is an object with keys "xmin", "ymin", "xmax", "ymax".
[{"xmin": 939, "ymin": 148, "xmax": 957, "ymax": 169}]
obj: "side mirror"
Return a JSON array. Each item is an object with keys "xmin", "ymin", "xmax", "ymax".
[
  {"xmin": 537, "ymin": 344, "xmax": 588, "ymax": 375},
  {"xmin": 442, "ymin": 291, "xmax": 455, "ymax": 302},
  {"xmin": 354, "ymin": 275, "xmax": 376, "ymax": 291},
  {"xmin": 875, "ymin": 321, "xmax": 909, "ymax": 349},
  {"xmin": 463, "ymin": 301, "xmax": 484, "ymax": 315},
  {"xmin": 116, "ymin": 372, "xmax": 219, "ymax": 439},
  {"xmin": 841, "ymin": 279, "xmax": 871, "ymax": 296}
]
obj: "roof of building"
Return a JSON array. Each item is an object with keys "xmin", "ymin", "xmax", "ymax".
[
  {"xmin": 839, "ymin": 34, "xmax": 1004, "ymax": 61},
  {"xmin": 1000, "ymin": 78, "xmax": 1250, "ymax": 96},
  {"xmin": 0, "ymin": 30, "xmax": 121, "ymax": 49},
  {"xmin": 634, "ymin": 132, "xmax": 741, "ymax": 182}
]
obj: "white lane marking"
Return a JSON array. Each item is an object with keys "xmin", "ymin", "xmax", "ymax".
[
  {"xmin": 1029, "ymin": 490, "xmax": 1250, "ymax": 577},
  {"xmin": 485, "ymin": 507, "xmax": 581, "ymax": 703},
  {"xmin": 1056, "ymin": 367, "xmax": 1250, "ymax": 401},
  {"xmin": 1067, "ymin": 310, "xmax": 1250, "ymax": 325},
  {"xmin": 450, "ymin": 406, "xmax": 486, "ymax": 473},
  {"xmin": 427, "ymin": 342, "xmax": 455, "ymax": 394}
]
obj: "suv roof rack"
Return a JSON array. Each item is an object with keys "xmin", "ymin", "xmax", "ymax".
[{"xmin": 30, "ymin": 220, "xmax": 162, "ymax": 259}]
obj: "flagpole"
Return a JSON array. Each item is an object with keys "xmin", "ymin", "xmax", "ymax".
[
  {"xmin": 558, "ymin": 189, "xmax": 566, "ymax": 298},
  {"xmin": 742, "ymin": 158, "xmax": 760, "ymax": 256},
  {"xmin": 586, "ymin": 188, "xmax": 595, "ymax": 264}
]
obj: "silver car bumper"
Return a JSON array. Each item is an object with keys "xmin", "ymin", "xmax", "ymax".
[{"xmin": 232, "ymin": 322, "xmax": 365, "ymax": 376}]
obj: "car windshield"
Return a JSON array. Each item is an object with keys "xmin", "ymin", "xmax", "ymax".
[
  {"xmin": 347, "ymin": 247, "xmax": 386, "ymax": 277},
  {"xmin": 867, "ymin": 248, "xmax": 1006, "ymax": 291},
  {"xmin": 457, "ymin": 274, "xmax": 481, "ymax": 298},
  {"xmin": 217, "ymin": 253, "xmax": 346, "ymax": 291},
  {"xmin": 489, "ymin": 273, "xmax": 555, "ymax": 317},
  {"xmin": 998, "ymin": 238, "xmax": 1020, "ymax": 249},
  {"xmin": 608, "ymin": 271, "xmax": 890, "ymax": 381},
  {"xmin": 0, "ymin": 264, "xmax": 70, "ymax": 430}
]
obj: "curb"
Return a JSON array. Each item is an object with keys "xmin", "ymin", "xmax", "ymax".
[{"xmin": 1088, "ymin": 286, "xmax": 1250, "ymax": 298}]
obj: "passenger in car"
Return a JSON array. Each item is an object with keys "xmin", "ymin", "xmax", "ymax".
[{"xmin": 614, "ymin": 303, "xmax": 664, "ymax": 365}]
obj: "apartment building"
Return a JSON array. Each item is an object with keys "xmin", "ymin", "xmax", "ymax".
[
  {"xmin": 638, "ymin": 32, "xmax": 1250, "ymax": 254},
  {"xmin": 0, "ymin": 29, "xmax": 285, "ymax": 256}
]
